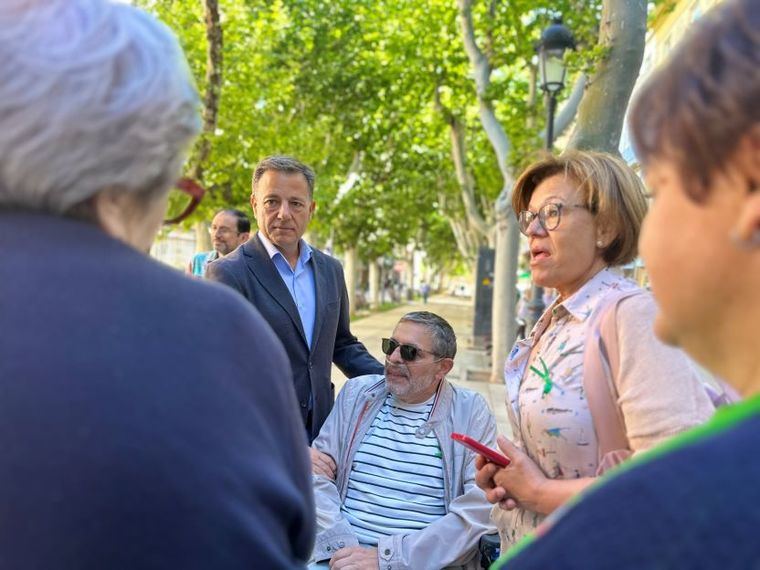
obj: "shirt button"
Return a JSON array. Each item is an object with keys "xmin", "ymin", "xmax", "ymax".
[
  {"xmin": 384, "ymin": 549, "xmax": 391, "ymax": 555},
  {"xmin": 326, "ymin": 546, "xmax": 331, "ymax": 552},
  {"xmin": 338, "ymin": 541, "xmax": 345, "ymax": 548}
]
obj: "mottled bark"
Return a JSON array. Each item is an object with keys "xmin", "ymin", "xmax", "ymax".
[
  {"xmin": 458, "ymin": 0, "xmax": 519, "ymax": 382},
  {"xmin": 434, "ymin": 90, "xmax": 491, "ymax": 240},
  {"xmin": 195, "ymin": 220, "xmax": 212, "ymax": 252},
  {"xmin": 568, "ymin": 0, "xmax": 646, "ymax": 153},
  {"xmin": 190, "ymin": 0, "xmax": 223, "ymax": 249},
  {"xmin": 188, "ymin": 0, "xmax": 223, "ymax": 183},
  {"xmin": 491, "ymin": 208, "xmax": 520, "ymax": 383},
  {"xmin": 368, "ymin": 259, "xmax": 380, "ymax": 310},
  {"xmin": 344, "ymin": 247, "xmax": 358, "ymax": 316}
]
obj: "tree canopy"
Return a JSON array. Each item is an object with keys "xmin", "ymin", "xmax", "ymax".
[{"xmin": 137, "ymin": 0, "xmax": 618, "ymax": 275}]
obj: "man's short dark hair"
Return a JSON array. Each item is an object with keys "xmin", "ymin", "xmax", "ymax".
[
  {"xmin": 251, "ymin": 155, "xmax": 316, "ymax": 199},
  {"xmin": 399, "ymin": 311, "xmax": 457, "ymax": 359},
  {"xmin": 216, "ymin": 208, "xmax": 250, "ymax": 234}
]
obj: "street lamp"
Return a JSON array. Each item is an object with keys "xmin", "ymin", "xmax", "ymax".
[
  {"xmin": 526, "ymin": 17, "xmax": 575, "ymax": 331},
  {"xmin": 537, "ymin": 17, "xmax": 575, "ymax": 150}
]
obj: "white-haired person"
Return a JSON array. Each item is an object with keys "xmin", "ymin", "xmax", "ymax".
[{"xmin": 0, "ymin": 1, "xmax": 313, "ymax": 568}]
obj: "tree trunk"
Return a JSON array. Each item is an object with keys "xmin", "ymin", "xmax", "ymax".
[
  {"xmin": 344, "ymin": 247, "xmax": 358, "ymax": 316},
  {"xmin": 188, "ymin": 0, "xmax": 223, "ymax": 183},
  {"xmin": 194, "ymin": 221, "xmax": 211, "ymax": 252},
  {"xmin": 434, "ymin": 90, "xmax": 491, "ymax": 241},
  {"xmin": 458, "ymin": 0, "xmax": 520, "ymax": 383},
  {"xmin": 368, "ymin": 259, "xmax": 381, "ymax": 310},
  {"xmin": 491, "ymin": 209, "xmax": 520, "ymax": 382},
  {"xmin": 407, "ymin": 249, "xmax": 415, "ymax": 301},
  {"xmin": 568, "ymin": 0, "xmax": 646, "ymax": 154}
]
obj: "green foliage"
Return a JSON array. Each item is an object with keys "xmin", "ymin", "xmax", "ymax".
[{"xmin": 136, "ymin": 0, "xmax": 607, "ymax": 270}]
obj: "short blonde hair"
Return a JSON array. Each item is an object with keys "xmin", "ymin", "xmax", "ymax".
[{"xmin": 511, "ymin": 150, "xmax": 648, "ymax": 266}]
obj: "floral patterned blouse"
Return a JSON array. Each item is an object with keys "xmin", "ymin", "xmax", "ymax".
[{"xmin": 495, "ymin": 268, "xmax": 714, "ymax": 550}]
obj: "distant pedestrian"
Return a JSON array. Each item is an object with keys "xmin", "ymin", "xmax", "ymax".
[
  {"xmin": 420, "ymin": 281, "xmax": 431, "ymax": 304},
  {"xmin": 187, "ymin": 209, "xmax": 250, "ymax": 277}
]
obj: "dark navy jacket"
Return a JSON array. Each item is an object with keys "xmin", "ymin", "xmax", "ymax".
[
  {"xmin": 207, "ymin": 234, "xmax": 383, "ymax": 442},
  {"xmin": 500, "ymin": 413, "xmax": 760, "ymax": 569},
  {"xmin": 0, "ymin": 212, "xmax": 315, "ymax": 569}
]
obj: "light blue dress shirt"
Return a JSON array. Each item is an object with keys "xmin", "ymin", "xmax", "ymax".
[{"xmin": 257, "ymin": 231, "xmax": 317, "ymax": 349}]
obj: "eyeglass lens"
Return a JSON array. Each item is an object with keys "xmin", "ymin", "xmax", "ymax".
[
  {"xmin": 519, "ymin": 203, "xmax": 561, "ymax": 235},
  {"xmin": 381, "ymin": 338, "xmax": 420, "ymax": 361}
]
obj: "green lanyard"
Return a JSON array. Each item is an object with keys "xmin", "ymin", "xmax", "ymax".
[{"xmin": 492, "ymin": 394, "xmax": 760, "ymax": 568}]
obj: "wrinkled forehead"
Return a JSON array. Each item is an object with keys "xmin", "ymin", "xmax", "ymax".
[
  {"xmin": 392, "ymin": 321, "xmax": 434, "ymax": 349},
  {"xmin": 256, "ymin": 170, "xmax": 312, "ymax": 198}
]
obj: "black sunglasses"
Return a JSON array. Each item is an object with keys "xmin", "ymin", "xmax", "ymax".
[{"xmin": 381, "ymin": 338, "xmax": 441, "ymax": 362}]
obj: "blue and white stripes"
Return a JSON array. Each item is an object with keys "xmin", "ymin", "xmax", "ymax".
[{"xmin": 341, "ymin": 394, "xmax": 446, "ymax": 545}]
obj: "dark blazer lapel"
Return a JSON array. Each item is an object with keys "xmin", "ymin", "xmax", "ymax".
[
  {"xmin": 244, "ymin": 235, "xmax": 308, "ymax": 346},
  {"xmin": 311, "ymin": 250, "xmax": 329, "ymax": 354}
]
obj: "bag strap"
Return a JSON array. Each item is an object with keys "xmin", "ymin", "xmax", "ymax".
[{"xmin": 582, "ymin": 290, "xmax": 642, "ymax": 461}]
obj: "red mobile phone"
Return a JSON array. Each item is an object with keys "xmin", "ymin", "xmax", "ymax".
[{"xmin": 451, "ymin": 433, "xmax": 511, "ymax": 467}]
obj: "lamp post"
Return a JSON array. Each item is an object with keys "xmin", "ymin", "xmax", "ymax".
[{"xmin": 526, "ymin": 17, "xmax": 575, "ymax": 331}]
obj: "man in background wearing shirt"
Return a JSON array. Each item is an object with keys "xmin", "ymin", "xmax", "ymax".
[{"xmin": 187, "ymin": 209, "xmax": 250, "ymax": 277}]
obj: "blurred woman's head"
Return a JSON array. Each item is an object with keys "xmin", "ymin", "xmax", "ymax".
[
  {"xmin": 512, "ymin": 150, "xmax": 648, "ymax": 300},
  {"xmin": 0, "ymin": 0, "xmax": 200, "ymax": 250},
  {"xmin": 631, "ymin": 0, "xmax": 760, "ymax": 388}
]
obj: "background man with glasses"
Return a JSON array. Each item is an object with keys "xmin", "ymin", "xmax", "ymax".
[
  {"xmin": 187, "ymin": 209, "xmax": 250, "ymax": 277},
  {"xmin": 308, "ymin": 311, "xmax": 497, "ymax": 570}
]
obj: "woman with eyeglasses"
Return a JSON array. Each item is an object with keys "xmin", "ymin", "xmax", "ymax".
[
  {"xmin": 0, "ymin": 1, "xmax": 313, "ymax": 567},
  {"xmin": 474, "ymin": 150, "xmax": 715, "ymax": 554},
  {"xmin": 483, "ymin": 0, "xmax": 759, "ymax": 566}
]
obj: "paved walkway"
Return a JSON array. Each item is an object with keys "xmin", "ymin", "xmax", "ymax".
[{"xmin": 332, "ymin": 296, "xmax": 512, "ymax": 438}]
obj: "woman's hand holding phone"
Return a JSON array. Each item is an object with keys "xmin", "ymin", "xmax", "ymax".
[{"xmin": 451, "ymin": 432, "xmax": 511, "ymax": 466}]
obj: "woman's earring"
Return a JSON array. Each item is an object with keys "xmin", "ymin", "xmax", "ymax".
[{"xmin": 596, "ymin": 240, "xmax": 604, "ymax": 248}]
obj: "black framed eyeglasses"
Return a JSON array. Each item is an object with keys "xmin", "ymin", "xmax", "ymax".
[
  {"xmin": 518, "ymin": 202, "xmax": 588, "ymax": 236},
  {"xmin": 381, "ymin": 338, "xmax": 441, "ymax": 362}
]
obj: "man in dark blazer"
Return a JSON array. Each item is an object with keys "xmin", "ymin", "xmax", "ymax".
[{"xmin": 207, "ymin": 156, "xmax": 383, "ymax": 442}]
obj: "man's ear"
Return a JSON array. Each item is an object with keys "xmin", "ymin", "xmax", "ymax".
[
  {"xmin": 733, "ymin": 127, "xmax": 760, "ymax": 248},
  {"xmin": 735, "ymin": 192, "xmax": 760, "ymax": 248},
  {"xmin": 734, "ymin": 125, "xmax": 760, "ymax": 188},
  {"xmin": 309, "ymin": 199, "xmax": 317, "ymax": 218},
  {"xmin": 239, "ymin": 231, "xmax": 250, "ymax": 244},
  {"xmin": 438, "ymin": 358, "xmax": 454, "ymax": 379}
]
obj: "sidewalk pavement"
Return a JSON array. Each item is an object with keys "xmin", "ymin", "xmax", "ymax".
[{"xmin": 332, "ymin": 295, "xmax": 513, "ymax": 439}]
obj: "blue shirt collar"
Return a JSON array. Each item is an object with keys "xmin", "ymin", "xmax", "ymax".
[{"xmin": 257, "ymin": 230, "xmax": 313, "ymax": 266}]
